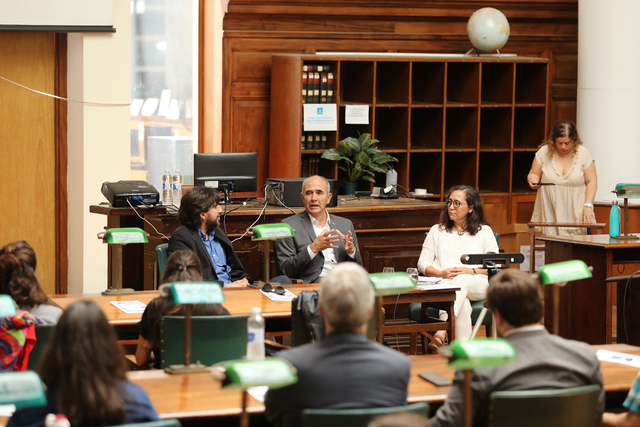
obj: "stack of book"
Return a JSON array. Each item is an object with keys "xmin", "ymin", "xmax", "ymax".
[
  {"xmin": 301, "ymin": 157, "xmax": 321, "ymax": 177},
  {"xmin": 301, "ymin": 132, "xmax": 328, "ymax": 150},
  {"xmin": 302, "ymin": 64, "xmax": 333, "ymax": 104}
]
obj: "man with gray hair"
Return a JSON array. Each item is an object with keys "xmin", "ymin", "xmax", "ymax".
[
  {"xmin": 264, "ymin": 263, "xmax": 411, "ymax": 427},
  {"xmin": 274, "ymin": 175, "xmax": 362, "ymax": 283}
]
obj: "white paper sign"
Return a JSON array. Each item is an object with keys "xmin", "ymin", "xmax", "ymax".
[
  {"xmin": 597, "ymin": 349, "xmax": 640, "ymax": 368},
  {"xmin": 303, "ymin": 104, "xmax": 337, "ymax": 131},
  {"xmin": 520, "ymin": 245, "xmax": 545, "ymax": 272},
  {"xmin": 345, "ymin": 105, "xmax": 369, "ymax": 124}
]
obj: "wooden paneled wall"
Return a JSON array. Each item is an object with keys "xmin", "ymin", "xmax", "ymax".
[{"xmin": 221, "ymin": 0, "xmax": 579, "ymax": 224}]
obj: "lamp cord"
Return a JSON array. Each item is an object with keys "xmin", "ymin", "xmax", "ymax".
[{"xmin": 126, "ymin": 198, "xmax": 170, "ymax": 241}]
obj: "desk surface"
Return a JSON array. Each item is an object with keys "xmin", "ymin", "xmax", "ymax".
[
  {"xmin": 127, "ymin": 343, "xmax": 640, "ymax": 419},
  {"xmin": 51, "ymin": 285, "xmax": 459, "ymax": 326},
  {"xmin": 538, "ymin": 234, "xmax": 640, "ymax": 249}
]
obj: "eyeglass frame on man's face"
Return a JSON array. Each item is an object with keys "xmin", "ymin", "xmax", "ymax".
[{"xmin": 445, "ymin": 198, "xmax": 471, "ymax": 209}]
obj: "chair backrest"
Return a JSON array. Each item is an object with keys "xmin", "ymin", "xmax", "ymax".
[
  {"xmin": 159, "ymin": 315, "xmax": 248, "ymax": 368},
  {"xmin": 107, "ymin": 420, "xmax": 181, "ymax": 427},
  {"xmin": 156, "ymin": 243, "xmax": 169, "ymax": 278},
  {"xmin": 488, "ymin": 384, "xmax": 601, "ymax": 427},
  {"xmin": 301, "ymin": 402, "xmax": 429, "ymax": 427},
  {"xmin": 27, "ymin": 323, "xmax": 56, "ymax": 370}
]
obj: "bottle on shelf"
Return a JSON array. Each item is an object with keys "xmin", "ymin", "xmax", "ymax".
[
  {"xmin": 610, "ymin": 200, "xmax": 620, "ymax": 238},
  {"xmin": 162, "ymin": 169, "xmax": 172, "ymax": 206},
  {"xmin": 246, "ymin": 306, "xmax": 265, "ymax": 360},
  {"xmin": 172, "ymin": 169, "xmax": 182, "ymax": 208}
]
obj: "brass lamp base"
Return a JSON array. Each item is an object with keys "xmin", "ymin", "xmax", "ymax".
[
  {"xmin": 612, "ymin": 234, "xmax": 640, "ymax": 240},
  {"xmin": 164, "ymin": 363, "xmax": 208, "ymax": 374},
  {"xmin": 102, "ymin": 288, "xmax": 136, "ymax": 296}
]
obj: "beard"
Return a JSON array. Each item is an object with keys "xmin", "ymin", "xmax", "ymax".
[{"xmin": 204, "ymin": 216, "xmax": 220, "ymax": 232}]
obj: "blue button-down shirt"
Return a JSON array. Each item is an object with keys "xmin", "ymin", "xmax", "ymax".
[{"xmin": 198, "ymin": 228, "xmax": 232, "ymax": 285}]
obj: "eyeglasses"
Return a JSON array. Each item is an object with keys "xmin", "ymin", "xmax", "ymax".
[
  {"xmin": 262, "ymin": 283, "xmax": 285, "ymax": 295},
  {"xmin": 445, "ymin": 199, "xmax": 470, "ymax": 209}
]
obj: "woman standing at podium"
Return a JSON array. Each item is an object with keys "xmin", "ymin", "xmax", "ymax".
[
  {"xmin": 527, "ymin": 120, "xmax": 598, "ymax": 235},
  {"xmin": 418, "ymin": 185, "xmax": 499, "ymax": 344}
]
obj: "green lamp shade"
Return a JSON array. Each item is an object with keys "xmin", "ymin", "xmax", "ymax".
[
  {"xmin": 0, "ymin": 371, "xmax": 46, "ymax": 407},
  {"xmin": 369, "ymin": 272, "xmax": 417, "ymax": 296},
  {"xmin": 99, "ymin": 227, "xmax": 149, "ymax": 244},
  {"xmin": 221, "ymin": 359, "xmax": 298, "ymax": 390},
  {"xmin": 614, "ymin": 183, "xmax": 640, "ymax": 199},
  {"xmin": 165, "ymin": 282, "xmax": 225, "ymax": 304},
  {"xmin": 537, "ymin": 260, "xmax": 592, "ymax": 285},
  {"xmin": 251, "ymin": 224, "xmax": 295, "ymax": 240},
  {"xmin": 0, "ymin": 295, "xmax": 17, "ymax": 318},
  {"xmin": 445, "ymin": 338, "xmax": 517, "ymax": 369}
]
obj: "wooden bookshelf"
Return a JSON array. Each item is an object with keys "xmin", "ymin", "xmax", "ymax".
[{"xmin": 269, "ymin": 53, "xmax": 548, "ymax": 222}]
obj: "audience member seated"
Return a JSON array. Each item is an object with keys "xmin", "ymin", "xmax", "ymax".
[
  {"xmin": 168, "ymin": 186, "xmax": 253, "ymax": 287},
  {"xmin": 417, "ymin": 185, "xmax": 499, "ymax": 343},
  {"xmin": 264, "ymin": 263, "xmax": 410, "ymax": 427},
  {"xmin": 431, "ymin": 269, "xmax": 604, "ymax": 427},
  {"xmin": 603, "ymin": 371, "xmax": 640, "ymax": 426},
  {"xmin": 8, "ymin": 300, "xmax": 159, "ymax": 427},
  {"xmin": 136, "ymin": 249, "xmax": 229, "ymax": 369},
  {"xmin": 0, "ymin": 240, "xmax": 62, "ymax": 323},
  {"xmin": 274, "ymin": 175, "xmax": 362, "ymax": 283}
]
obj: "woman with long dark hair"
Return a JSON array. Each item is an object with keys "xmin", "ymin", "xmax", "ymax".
[
  {"xmin": 7, "ymin": 300, "xmax": 159, "ymax": 427},
  {"xmin": 135, "ymin": 249, "xmax": 229, "ymax": 368},
  {"xmin": 0, "ymin": 240, "xmax": 62, "ymax": 323},
  {"xmin": 417, "ymin": 185, "xmax": 499, "ymax": 344}
]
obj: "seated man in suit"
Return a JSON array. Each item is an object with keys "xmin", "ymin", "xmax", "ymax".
[
  {"xmin": 603, "ymin": 372, "xmax": 640, "ymax": 426},
  {"xmin": 168, "ymin": 186, "xmax": 252, "ymax": 287},
  {"xmin": 431, "ymin": 269, "xmax": 604, "ymax": 427},
  {"xmin": 274, "ymin": 175, "xmax": 362, "ymax": 283},
  {"xmin": 264, "ymin": 263, "xmax": 411, "ymax": 427}
]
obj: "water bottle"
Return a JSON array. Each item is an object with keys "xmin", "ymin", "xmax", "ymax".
[
  {"xmin": 610, "ymin": 200, "xmax": 620, "ymax": 238},
  {"xmin": 45, "ymin": 414, "xmax": 70, "ymax": 427},
  {"xmin": 162, "ymin": 169, "xmax": 172, "ymax": 206},
  {"xmin": 246, "ymin": 306, "xmax": 265, "ymax": 360},
  {"xmin": 172, "ymin": 169, "xmax": 183, "ymax": 208}
]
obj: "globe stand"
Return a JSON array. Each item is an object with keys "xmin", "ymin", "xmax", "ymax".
[{"xmin": 464, "ymin": 48, "xmax": 503, "ymax": 58}]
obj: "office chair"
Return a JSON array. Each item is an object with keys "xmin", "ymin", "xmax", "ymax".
[
  {"xmin": 156, "ymin": 243, "xmax": 169, "ymax": 278},
  {"xmin": 301, "ymin": 402, "xmax": 429, "ymax": 427},
  {"xmin": 159, "ymin": 315, "xmax": 248, "ymax": 368}
]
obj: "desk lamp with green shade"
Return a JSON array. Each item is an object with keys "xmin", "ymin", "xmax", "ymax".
[
  {"xmin": 535, "ymin": 259, "xmax": 592, "ymax": 335},
  {"xmin": 160, "ymin": 281, "xmax": 225, "ymax": 374},
  {"xmin": 369, "ymin": 272, "xmax": 417, "ymax": 344},
  {"xmin": 98, "ymin": 227, "xmax": 148, "ymax": 295},
  {"xmin": 440, "ymin": 339, "xmax": 518, "ymax": 427},
  {"xmin": 249, "ymin": 223, "xmax": 295, "ymax": 286},
  {"xmin": 612, "ymin": 183, "xmax": 640, "ymax": 240},
  {"xmin": 215, "ymin": 358, "xmax": 298, "ymax": 427}
]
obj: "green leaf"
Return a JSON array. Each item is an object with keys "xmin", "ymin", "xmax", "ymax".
[
  {"xmin": 362, "ymin": 175, "xmax": 376, "ymax": 182},
  {"xmin": 321, "ymin": 149, "xmax": 342, "ymax": 161}
]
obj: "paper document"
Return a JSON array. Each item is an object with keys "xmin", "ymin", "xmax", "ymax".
[
  {"xmin": 260, "ymin": 289, "xmax": 297, "ymax": 302},
  {"xmin": 596, "ymin": 349, "xmax": 640, "ymax": 368},
  {"xmin": 418, "ymin": 276, "xmax": 441, "ymax": 285},
  {"xmin": 0, "ymin": 404, "xmax": 16, "ymax": 417},
  {"xmin": 110, "ymin": 300, "xmax": 147, "ymax": 314},
  {"xmin": 416, "ymin": 283, "xmax": 461, "ymax": 291},
  {"xmin": 247, "ymin": 386, "xmax": 269, "ymax": 402}
]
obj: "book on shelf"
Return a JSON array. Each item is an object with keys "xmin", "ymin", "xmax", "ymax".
[
  {"xmin": 312, "ymin": 72, "xmax": 320, "ymax": 103},
  {"xmin": 327, "ymin": 73, "xmax": 334, "ymax": 103},
  {"xmin": 303, "ymin": 64, "xmax": 331, "ymax": 73},
  {"xmin": 321, "ymin": 134, "xmax": 327, "ymax": 149},
  {"xmin": 301, "ymin": 134, "xmax": 307, "ymax": 150},
  {"xmin": 320, "ymin": 73, "xmax": 328, "ymax": 103},
  {"xmin": 302, "ymin": 72, "xmax": 308, "ymax": 103},
  {"xmin": 301, "ymin": 158, "xmax": 310, "ymax": 177},
  {"xmin": 314, "ymin": 133, "xmax": 321, "ymax": 150}
]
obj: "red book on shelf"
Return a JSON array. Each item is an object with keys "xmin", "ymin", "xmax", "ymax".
[
  {"xmin": 320, "ymin": 73, "xmax": 328, "ymax": 103},
  {"xmin": 302, "ymin": 72, "xmax": 308, "ymax": 103},
  {"xmin": 327, "ymin": 73, "xmax": 334, "ymax": 103}
]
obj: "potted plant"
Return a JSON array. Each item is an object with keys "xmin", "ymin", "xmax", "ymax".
[{"xmin": 321, "ymin": 133, "xmax": 398, "ymax": 195}]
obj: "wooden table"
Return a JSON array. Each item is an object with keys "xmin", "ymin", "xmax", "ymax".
[
  {"xmin": 91, "ymin": 197, "xmax": 442, "ymax": 291},
  {"xmin": 127, "ymin": 344, "xmax": 640, "ymax": 419},
  {"xmin": 539, "ymin": 234, "xmax": 640, "ymax": 344}
]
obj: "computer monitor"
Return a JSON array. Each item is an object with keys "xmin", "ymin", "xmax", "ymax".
[{"xmin": 193, "ymin": 152, "xmax": 258, "ymax": 204}]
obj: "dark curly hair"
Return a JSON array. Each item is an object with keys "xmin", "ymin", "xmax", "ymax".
[
  {"xmin": 438, "ymin": 185, "xmax": 489, "ymax": 236},
  {"xmin": 178, "ymin": 186, "xmax": 221, "ymax": 230},
  {"xmin": 0, "ymin": 240, "xmax": 49, "ymax": 307}
]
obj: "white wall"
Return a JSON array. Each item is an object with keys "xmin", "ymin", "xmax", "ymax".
[
  {"xmin": 577, "ymin": 0, "xmax": 640, "ymax": 204},
  {"xmin": 67, "ymin": 0, "xmax": 130, "ymax": 293}
]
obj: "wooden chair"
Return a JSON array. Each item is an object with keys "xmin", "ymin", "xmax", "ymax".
[
  {"xmin": 488, "ymin": 384, "xmax": 601, "ymax": 427},
  {"xmin": 159, "ymin": 315, "xmax": 248, "ymax": 368},
  {"xmin": 27, "ymin": 323, "xmax": 55, "ymax": 370},
  {"xmin": 300, "ymin": 402, "xmax": 429, "ymax": 427}
]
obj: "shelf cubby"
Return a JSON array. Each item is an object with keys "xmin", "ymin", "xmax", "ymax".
[
  {"xmin": 481, "ymin": 63, "xmax": 514, "ymax": 105},
  {"xmin": 480, "ymin": 107, "xmax": 512, "ymax": 149},
  {"xmin": 410, "ymin": 152, "xmax": 442, "ymax": 196},
  {"xmin": 375, "ymin": 107, "xmax": 409, "ymax": 150},
  {"xmin": 445, "ymin": 107, "xmax": 478, "ymax": 149},
  {"xmin": 374, "ymin": 152, "xmax": 408, "ymax": 189},
  {"xmin": 515, "ymin": 63, "xmax": 547, "ymax": 105},
  {"xmin": 444, "ymin": 151, "xmax": 477, "ymax": 190},
  {"xmin": 479, "ymin": 152, "xmax": 510, "ymax": 193},
  {"xmin": 340, "ymin": 61, "xmax": 374, "ymax": 104},
  {"xmin": 376, "ymin": 62, "xmax": 410, "ymax": 104},
  {"xmin": 446, "ymin": 62, "xmax": 479, "ymax": 105},
  {"xmin": 514, "ymin": 107, "xmax": 546, "ymax": 149},
  {"xmin": 412, "ymin": 62, "xmax": 445, "ymax": 105},
  {"xmin": 410, "ymin": 107, "xmax": 444, "ymax": 150},
  {"xmin": 339, "ymin": 106, "xmax": 372, "ymax": 140},
  {"xmin": 512, "ymin": 151, "xmax": 537, "ymax": 192}
]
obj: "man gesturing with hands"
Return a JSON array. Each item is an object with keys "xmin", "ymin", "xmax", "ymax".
[{"xmin": 274, "ymin": 175, "xmax": 363, "ymax": 283}]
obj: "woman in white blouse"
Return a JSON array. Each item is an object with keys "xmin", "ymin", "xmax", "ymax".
[{"xmin": 418, "ymin": 185, "xmax": 499, "ymax": 344}]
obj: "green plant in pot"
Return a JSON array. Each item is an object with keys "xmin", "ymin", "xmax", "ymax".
[{"xmin": 321, "ymin": 133, "xmax": 398, "ymax": 195}]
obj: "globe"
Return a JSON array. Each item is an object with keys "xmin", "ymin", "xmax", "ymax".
[{"xmin": 467, "ymin": 8, "xmax": 510, "ymax": 53}]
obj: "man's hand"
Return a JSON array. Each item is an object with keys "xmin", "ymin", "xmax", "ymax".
[
  {"xmin": 226, "ymin": 277, "xmax": 250, "ymax": 288},
  {"xmin": 309, "ymin": 229, "xmax": 339, "ymax": 254},
  {"xmin": 335, "ymin": 230, "xmax": 356, "ymax": 255}
]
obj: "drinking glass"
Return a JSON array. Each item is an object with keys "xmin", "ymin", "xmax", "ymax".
[
  {"xmin": 406, "ymin": 268, "xmax": 419, "ymax": 283},
  {"xmin": 382, "ymin": 267, "xmax": 394, "ymax": 274}
]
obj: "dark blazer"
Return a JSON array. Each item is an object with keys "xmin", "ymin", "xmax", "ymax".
[
  {"xmin": 274, "ymin": 211, "xmax": 363, "ymax": 283},
  {"xmin": 168, "ymin": 225, "xmax": 251, "ymax": 283},
  {"xmin": 431, "ymin": 327, "xmax": 605, "ymax": 427},
  {"xmin": 264, "ymin": 331, "xmax": 411, "ymax": 427}
]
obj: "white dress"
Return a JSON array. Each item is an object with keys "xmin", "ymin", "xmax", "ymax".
[{"xmin": 530, "ymin": 145, "xmax": 594, "ymax": 236}]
